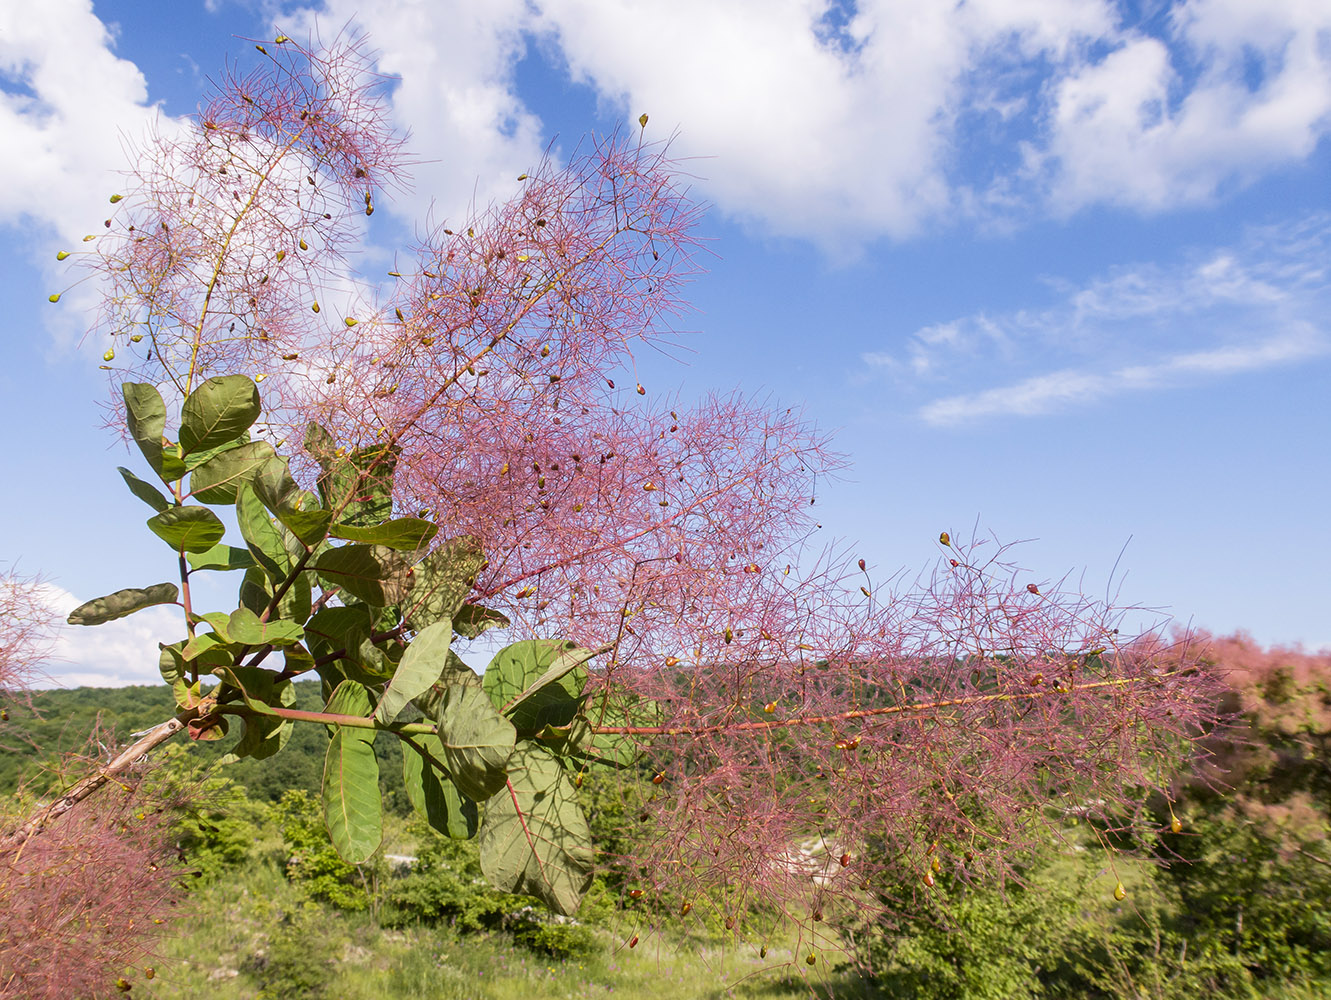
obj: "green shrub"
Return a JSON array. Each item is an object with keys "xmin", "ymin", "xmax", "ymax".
[
  {"xmin": 275, "ymin": 789, "xmax": 378, "ymax": 910},
  {"xmin": 506, "ymin": 908, "xmax": 597, "ymax": 958},
  {"xmin": 246, "ymin": 904, "xmax": 337, "ymax": 1000},
  {"xmin": 867, "ymin": 865, "xmax": 1088, "ymax": 1000},
  {"xmin": 380, "ymin": 821, "xmax": 514, "ymax": 930},
  {"xmin": 149, "ymin": 747, "xmax": 272, "ymax": 882}
]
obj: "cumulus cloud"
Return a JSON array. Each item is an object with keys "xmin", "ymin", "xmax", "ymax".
[
  {"xmin": 0, "ymin": 0, "xmax": 162, "ymax": 242},
  {"xmin": 865, "ymin": 215, "xmax": 1331, "ymax": 423},
  {"xmin": 284, "ymin": 0, "xmax": 549, "ymax": 227},
  {"xmin": 34, "ymin": 585, "xmax": 180, "ymax": 689},
  {"xmin": 1034, "ymin": 0, "xmax": 1331, "ymax": 213},
  {"xmin": 9, "ymin": 2, "xmax": 1322, "ymax": 252},
  {"xmin": 271, "ymin": 0, "xmax": 1331, "ymax": 247}
]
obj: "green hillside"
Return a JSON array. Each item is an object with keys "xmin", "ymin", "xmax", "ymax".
[{"xmin": 1, "ymin": 682, "xmax": 409, "ymax": 811}]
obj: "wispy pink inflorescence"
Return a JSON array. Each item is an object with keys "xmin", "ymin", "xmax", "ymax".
[
  {"xmin": 586, "ymin": 536, "xmax": 1221, "ymax": 942},
  {"xmin": 84, "ymin": 31, "xmax": 409, "ymax": 401},
  {"xmin": 0, "ymin": 784, "xmax": 182, "ymax": 999},
  {"xmin": 0, "ymin": 568, "xmax": 58, "ymax": 695}
]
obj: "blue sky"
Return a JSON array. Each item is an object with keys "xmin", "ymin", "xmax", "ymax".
[{"xmin": 1, "ymin": 0, "xmax": 1328, "ymax": 686}]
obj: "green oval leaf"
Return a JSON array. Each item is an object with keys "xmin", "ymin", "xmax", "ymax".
[
  {"xmin": 158, "ymin": 641, "xmax": 202, "ymax": 709},
  {"xmin": 182, "ymin": 630, "xmax": 231, "ymax": 662},
  {"xmin": 313, "ymin": 544, "xmax": 412, "ymax": 606},
  {"xmin": 409, "ymin": 649, "xmax": 481, "ymax": 721},
  {"xmin": 67, "ymin": 583, "xmax": 179, "ymax": 625},
  {"xmin": 453, "ymin": 603, "xmax": 510, "ymax": 639},
  {"xmin": 117, "ymin": 466, "xmax": 170, "ymax": 512},
  {"xmin": 238, "ymin": 566, "xmax": 272, "ymax": 617},
  {"xmin": 436, "ymin": 683, "xmax": 515, "ymax": 802},
  {"xmin": 226, "ymin": 606, "xmax": 304, "ymax": 647},
  {"xmin": 214, "ymin": 666, "xmax": 296, "ymax": 763},
  {"xmin": 322, "ymin": 680, "xmax": 382, "ymax": 864},
  {"xmin": 122, "ymin": 382, "xmax": 168, "ymax": 477},
  {"xmin": 179, "ymin": 374, "xmax": 261, "ymax": 458},
  {"xmin": 402, "ymin": 734, "xmax": 479, "ymax": 840},
  {"xmin": 146, "ymin": 505, "xmax": 226, "ymax": 553},
  {"xmin": 182, "ymin": 431, "xmax": 250, "ymax": 471},
  {"xmin": 189, "ymin": 440, "xmax": 275, "ymax": 504},
  {"xmin": 479, "ymin": 746, "xmax": 594, "ymax": 916},
  {"xmin": 375, "ymin": 618, "xmax": 453, "ymax": 725},
  {"xmin": 576, "ymin": 690, "xmax": 658, "ymax": 770},
  {"xmin": 186, "ymin": 543, "xmax": 257, "ymax": 572},
  {"xmin": 252, "ymin": 455, "xmax": 302, "ymax": 511},
  {"xmin": 404, "ymin": 535, "xmax": 485, "ymax": 630},
  {"xmin": 304, "ymin": 605, "xmax": 372, "ymax": 662},
  {"xmin": 483, "ymin": 640, "xmax": 587, "ymax": 734},
  {"xmin": 306, "ymin": 425, "xmax": 397, "ymax": 527},
  {"xmin": 273, "ymin": 506, "xmax": 334, "ymax": 549},
  {"xmin": 196, "ymin": 611, "xmax": 233, "ymax": 641},
  {"xmin": 330, "ymin": 517, "xmax": 439, "ymax": 550},
  {"xmin": 236, "ymin": 484, "xmax": 292, "ymax": 582}
]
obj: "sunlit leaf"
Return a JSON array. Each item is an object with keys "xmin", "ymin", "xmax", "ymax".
[
  {"xmin": 483, "ymin": 640, "xmax": 588, "ymax": 734},
  {"xmin": 321, "ymin": 680, "xmax": 382, "ymax": 864},
  {"xmin": 313, "ymin": 544, "xmax": 412, "ymax": 606},
  {"xmin": 331, "ymin": 517, "xmax": 438, "ymax": 551},
  {"xmin": 179, "ymin": 375, "xmax": 261, "ymax": 458},
  {"xmin": 375, "ymin": 618, "xmax": 453, "ymax": 724},
  {"xmin": 404, "ymin": 535, "xmax": 485, "ymax": 630},
  {"xmin": 189, "ymin": 440, "xmax": 275, "ymax": 504},
  {"xmin": 453, "ymin": 603, "xmax": 510, "ymax": 639},
  {"xmin": 236, "ymin": 484, "xmax": 291, "ymax": 582},
  {"xmin": 436, "ymin": 683, "xmax": 515, "ymax": 801},
  {"xmin": 146, "ymin": 505, "xmax": 226, "ymax": 553},
  {"xmin": 226, "ymin": 606, "xmax": 304, "ymax": 647}
]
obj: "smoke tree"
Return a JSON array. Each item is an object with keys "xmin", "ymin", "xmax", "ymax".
[{"xmin": 8, "ymin": 30, "xmax": 1220, "ymax": 989}]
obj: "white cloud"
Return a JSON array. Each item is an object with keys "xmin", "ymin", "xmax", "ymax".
[
  {"xmin": 35, "ymin": 585, "xmax": 180, "ymax": 688},
  {"xmin": 532, "ymin": 0, "xmax": 1115, "ymax": 246},
  {"xmin": 919, "ymin": 326, "xmax": 1325, "ymax": 424},
  {"xmin": 0, "ymin": 0, "xmax": 162, "ymax": 242},
  {"xmin": 6, "ymin": 0, "xmax": 1325, "ymax": 265},
  {"xmin": 276, "ymin": 0, "xmax": 1331, "ymax": 246},
  {"xmin": 866, "ymin": 215, "xmax": 1331, "ymax": 422},
  {"xmin": 284, "ymin": 0, "xmax": 548, "ymax": 227},
  {"xmin": 1036, "ymin": 0, "xmax": 1331, "ymax": 212}
]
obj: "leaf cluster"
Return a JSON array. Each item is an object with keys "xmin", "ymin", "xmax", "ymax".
[{"xmin": 67, "ymin": 375, "xmax": 654, "ymax": 916}]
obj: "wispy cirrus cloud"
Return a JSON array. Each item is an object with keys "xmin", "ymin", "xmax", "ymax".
[
  {"xmin": 918, "ymin": 327, "xmax": 1325, "ymax": 424},
  {"xmin": 865, "ymin": 215, "xmax": 1331, "ymax": 424}
]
